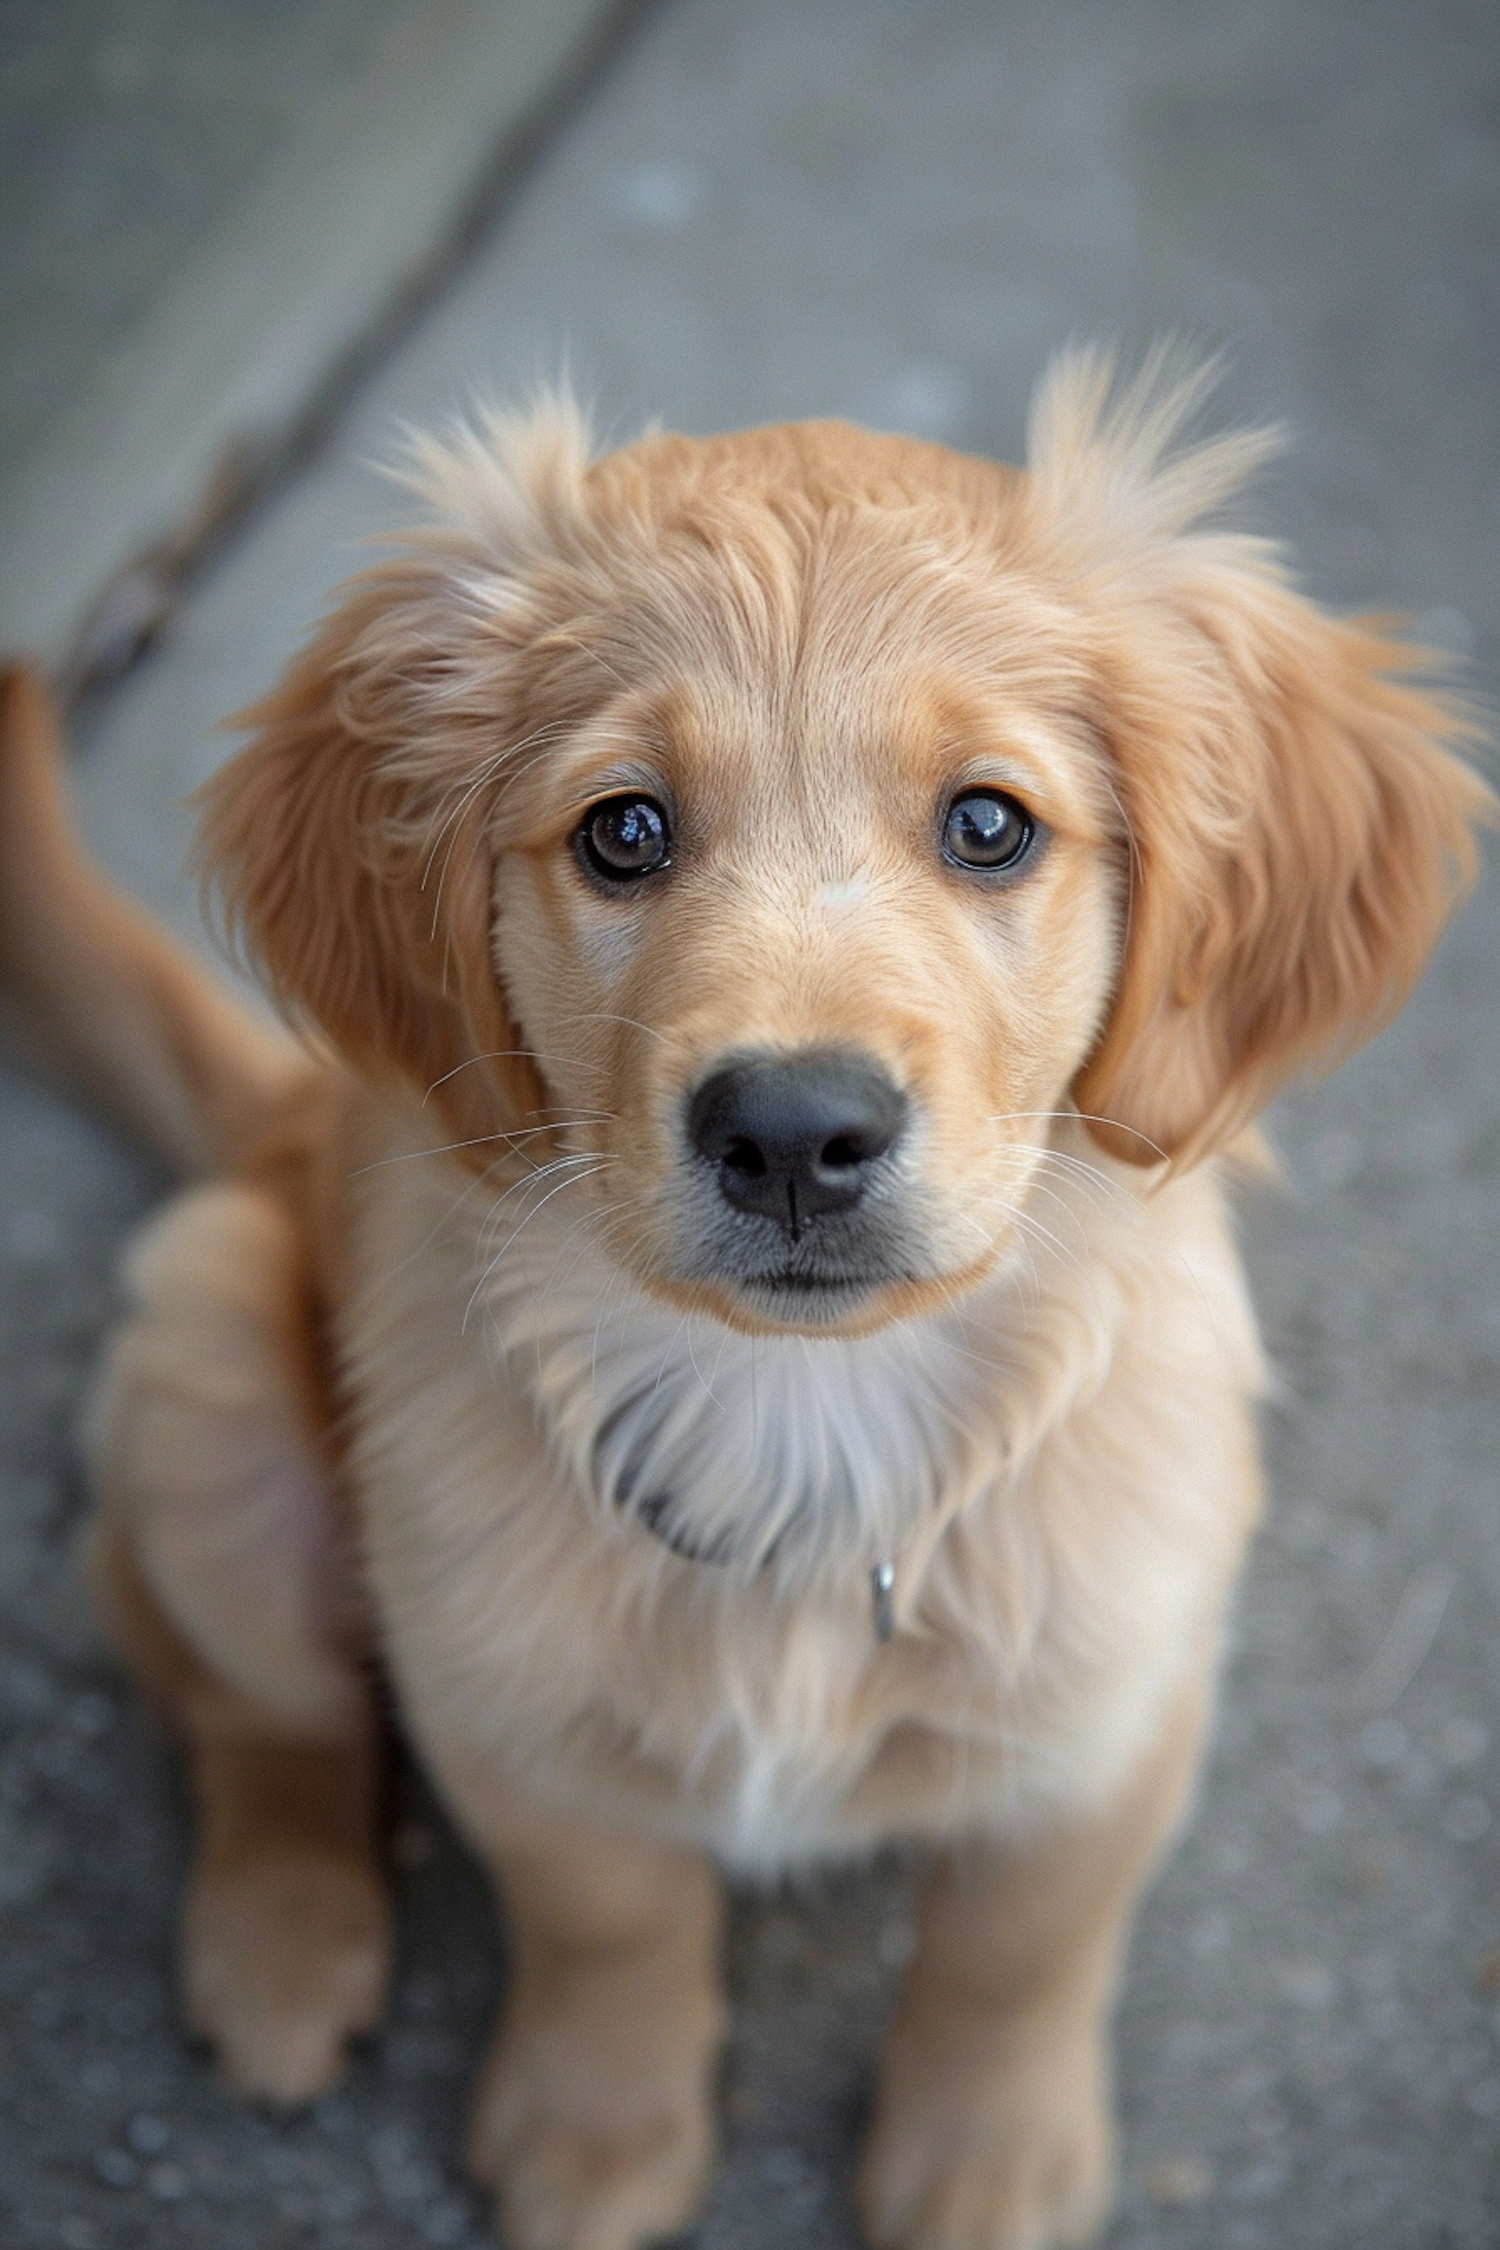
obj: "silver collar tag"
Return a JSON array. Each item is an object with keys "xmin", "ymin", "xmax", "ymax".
[
  {"xmin": 871, "ymin": 1559, "xmax": 897, "ymax": 1642},
  {"xmin": 629, "ymin": 1490, "xmax": 899, "ymax": 1645}
]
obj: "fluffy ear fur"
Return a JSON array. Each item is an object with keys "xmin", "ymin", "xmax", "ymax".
[
  {"xmin": 198, "ymin": 398, "xmax": 594, "ymax": 1155},
  {"xmin": 1028, "ymin": 348, "xmax": 1493, "ymax": 1168}
]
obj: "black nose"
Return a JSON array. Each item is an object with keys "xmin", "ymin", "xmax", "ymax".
[{"xmin": 687, "ymin": 1051, "xmax": 907, "ymax": 1233}]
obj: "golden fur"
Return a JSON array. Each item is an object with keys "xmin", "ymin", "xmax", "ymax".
[{"xmin": 0, "ymin": 350, "xmax": 1488, "ymax": 2250}]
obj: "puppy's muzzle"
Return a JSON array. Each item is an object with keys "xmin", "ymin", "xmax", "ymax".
[{"xmin": 687, "ymin": 1050, "xmax": 907, "ymax": 1238}]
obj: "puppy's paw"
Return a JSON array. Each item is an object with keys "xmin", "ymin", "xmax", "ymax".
[
  {"xmin": 182, "ymin": 1849, "xmax": 391, "ymax": 2104},
  {"xmin": 857, "ymin": 2049, "xmax": 1113, "ymax": 2250},
  {"xmin": 467, "ymin": 2022, "xmax": 716, "ymax": 2250}
]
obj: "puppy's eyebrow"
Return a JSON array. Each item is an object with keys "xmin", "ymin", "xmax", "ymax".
[
  {"xmin": 497, "ymin": 741, "xmax": 672, "ymax": 840},
  {"xmin": 560, "ymin": 755, "xmax": 670, "ymax": 801}
]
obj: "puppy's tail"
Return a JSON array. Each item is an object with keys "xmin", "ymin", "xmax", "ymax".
[{"xmin": 0, "ymin": 661, "xmax": 316, "ymax": 1176}]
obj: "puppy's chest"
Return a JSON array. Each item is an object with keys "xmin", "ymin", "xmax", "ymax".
[
  {"xmin": 346, "ymin": 1212, "xmax": 992, "ymax": 1853},
  {"xmin": 343, "ymin": 1148, "xmax": 1258, "ymax": 1864},
  {"xmin": 369, "ymin": 1438, "xmax": 1013, "ymax": 1868}
]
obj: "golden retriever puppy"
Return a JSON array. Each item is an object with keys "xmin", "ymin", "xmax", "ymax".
[{"xmin": 0, "ymin": 350, "xmax": 1487, "ymax": 2250}]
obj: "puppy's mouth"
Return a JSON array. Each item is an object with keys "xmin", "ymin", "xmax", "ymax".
[
  {"xmin": 755, "ymin": 1267, "xmax": 882, "ymax": 1292},
  {"xmin": 734, "ymin": 1270, "xmax": 895, "ymax": 1330},
  {"xmin": 661, "ymin": 1243, "xmax": 975, "ymax": 1337},
  {"xmin": 744, "ymin": 1261, "xmax": 901, "ymax": 1304}
]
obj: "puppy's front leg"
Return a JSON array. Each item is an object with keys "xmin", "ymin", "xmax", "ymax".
[
  {"xmin": 858, "ymin": 1687, "xmax": 1208, "ymax": 2250},
  {"xmin": 446, "ymin": 1767, "xmax": 725, "ymax": 2250}
]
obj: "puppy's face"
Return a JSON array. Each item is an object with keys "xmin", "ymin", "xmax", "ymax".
[
  {"xmin": 491, "ymin": 543, "xmax": 1120, "ymax": 1336},
  {"xmin": 204, "ymin": 364, "xmax": 1485, "ymax": 1338}
]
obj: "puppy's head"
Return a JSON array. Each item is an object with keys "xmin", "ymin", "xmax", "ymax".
[{"xmin": 202, "ymin": 355, "xmax": 1489, "ymax": 1337}]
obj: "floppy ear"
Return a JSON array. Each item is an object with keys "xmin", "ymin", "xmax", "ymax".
[
  {"xmin": 1027, "ymin": 350, "xmax": 1492, "ymax": 1168},
  {"xmin": 198, "ymin": 397, "xmax": 594, "ymax": 1156}
]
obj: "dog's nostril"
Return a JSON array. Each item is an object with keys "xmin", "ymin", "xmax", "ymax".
[
  {"xmin": 722, "ymin": 1135, "xmax": 767, "ymax": 1180},
  {"xmin": 819, "ymin": 1133, "xmax": 865, "ymax": 1172}
]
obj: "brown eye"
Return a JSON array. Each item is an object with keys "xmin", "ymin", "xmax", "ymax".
[
  {"xmin": 576, "ymin": 794, "xmax": 671, "ymax": 883},
  {"xmin": 941, "ymin": 789, "xmax": 1036, "ymax": 873}
]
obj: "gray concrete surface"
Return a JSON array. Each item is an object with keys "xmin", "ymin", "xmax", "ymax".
[
  {"xmin": 0, "ymin": 0, "xmax": 415, "ymax": 483},
  {"xmin": 0, "ymin": 0, "xmax": 633, "ymax": 674},
  {"xmin": 4, "ymin": 1, "xmax": 1500, "ymax": 2245}
]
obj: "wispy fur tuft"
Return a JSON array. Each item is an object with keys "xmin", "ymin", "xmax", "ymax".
[
  {"xmin": 386, "ymin": 387, "xmax": 594, "ymax": 558},
  {"xmin": 1025, "ymin": 342, "xmax": 1284, "ymax": 564}
]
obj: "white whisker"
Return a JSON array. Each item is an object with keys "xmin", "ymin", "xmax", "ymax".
[
  {"xmin": 560, "ymin": 1009, "xmax": 672, "ymax": 1049},
  {"xmin": 464, "ymin": 1162, "xmax": 613, "ymax": 1331}
]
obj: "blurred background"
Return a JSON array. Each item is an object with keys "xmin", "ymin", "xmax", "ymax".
[{"xmin": 2, "ymin": 3, "xmax": 1499, "ymax": 2246}]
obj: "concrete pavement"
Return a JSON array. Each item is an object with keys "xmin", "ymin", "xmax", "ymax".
[
  {"xmin": 3, "ymin": 3, "xmax": 1500, "ymax": 2245},
  {"xmin": 0, "ymin": 0, "xmax": 637, "ymax": 682}
]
